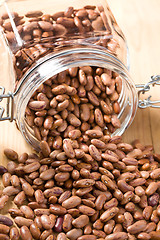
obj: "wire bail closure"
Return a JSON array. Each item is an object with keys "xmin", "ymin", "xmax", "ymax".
[
  {"xmin": 0, "ymin": 86, "xmax": 14, "ymax": 121},
  {"xmin": 136, "ymin": 75, "xmax": 160, "ymax": 108}
]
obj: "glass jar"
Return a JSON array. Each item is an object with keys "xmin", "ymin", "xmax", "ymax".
[{"xmin": 0, "ymin": 0, "xmax": 150, "ymax": 150}]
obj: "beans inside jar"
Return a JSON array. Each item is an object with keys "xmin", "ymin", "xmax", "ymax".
[
  {"xmin": 0, "ymin": 4, "xmax": 127, "ymax": 140},
  {"xmin": 26, "ymin": 66, "xmax": 122, "ymax": 145},
  {"xmin": 0, "ymin": 5, "xmax": 120, "ymax": 84},
  {"xmin": 1, "ymin": 136, "xmax": 160, "ymax": 239}
]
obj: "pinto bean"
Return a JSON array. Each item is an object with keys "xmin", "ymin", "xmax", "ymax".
[
  {"xmin": 0, "ymin": 215, "xmax": 13, "ymax": 227},
  {"xmin": 0, "ymin": 234, "xmax": 10, "ymax": 240},
  {"xmin": 67, "ymin": 114, "xmax": 81, "ymax": 127},
  {"xmin": 9, "ymin": 227, "xmax": 20, "ymax": 240},
  {"xmin": 4, "ymin": 149, "xmax": 18, "ymax": 161},
  {"xmin": 20, "ymin": 226, "xmax": 32, "ymax": 240},
  {"xmin": 40, "ymin": 169, "xmax": 55, "ymax": 180},
  {"xmin": 14, "ymin": 191, "xmax": 26, "ymax": 206},
  {"xmin": 14, "ymin": 217, "xmax": 33, "ymax": 227},
  {"xmin": 50, "ymin": 204, "xmax": 67, "ymax": 215},
  {"xmin": 2, "ymin": 173, "xmax": 11, "ymax": 187},
  {"xmin": 85, "ymin": 130, "xmax": 103, "ymax": 138},
  {"xmin": 63, "ymin": 139, "xmax": 75, "ymax": 158},
  {"xmin": 69, "ymin": 130, "xmax": 81, "ymax": 140},
  {"xmin": 150, "ymin": 169, "xmax": 160, "ymax": 179},
  {"xmin": 40, "ymin": 141, "xmax": 51, "ymax": 157},
  {"xmin": 62, "ymin": 196, "xmax": 81, "ymax": 209},
  {"xmin": 78, "ymin": 205, "xmax": 96, "ymax": 216},
  {"xmin": 89, "ymin": 144, "xmax": 102, "ymax": 161},
  {"xmin": 66, "ymin": 229, "xmax": 83, "ymax": 240},
  {"xmin": 0, "ymin": 195, "xmax": 9, "ymax": 209},
  {"xmin": 146, "ymin": 182, "xmax": 158, "ymax": 196},
  {"xmin": 101, "ymin": 175, "xmax": 117, "ymax": 190},
  {"xmin": 105, "ymin": 232, "xmax": 128, "ymax": 240},
  {"xmin": 20, "ymin": 205, "xmax": 34, "ymax": 219},
  {"xmin": 22, "ymin": 182, "xmax": 34, "ymax": 196},
  {"xmin": 0, "ymin": 224, "xmax": 10, "ymax": 234},
  {"xmin": 3, "ymin": 186, "xmax": 20, "ymax": 196},
  {"xmin": 30, "ymin": 223, "xmax": 41, "ymax": 239},
  {"xmin": 117, "ymin": 180, "xmax": 134, "ymax": 193},
  {"xmin": 28, "ymin": 101, "xmax": 46, "ymax": 111},
  {"xmin": 100, "ymin": 207, "xmax": 119, "ymax": 222},
  {"xmin": 127, "ymin": 220, "xmax": 147, "ymax": 234},
  {"xmin": 23, "ymin": 162, "xmax": 40, "ymax": 173},
  {"xmin": 41, "ymin": 214, "xmax": 56, "ymax": 229},
  {"xmin": 72, "ymin": 215, "xmax": 89, "ymax": 228},
  {"xmin": 104, "ymin": 198, "xmax": 118, "ymax": 210},
  {"xmin": 95, "ymin": 194, "xmax": 107, "ymax": 210}
]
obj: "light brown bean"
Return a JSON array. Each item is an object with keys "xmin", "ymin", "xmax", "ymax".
[
  {"xmin": 20, "ymin": 226, "xmax": 32, "ymax": 240},
  {"xmin": 10, "ymin": 227, "xmax": 20, "ymax": 240},
  {"xmin": 72, "ymin": 215, "xmax": 89, "ymax": 228},
  {"xmin": 100, "ymin": 207, "xmax": 119, "ymax": 222}
]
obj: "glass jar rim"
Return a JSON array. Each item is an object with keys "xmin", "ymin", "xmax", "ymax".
[{"xmin": 14, "ymin": 45, "xmax": 138, "ymax": 150}]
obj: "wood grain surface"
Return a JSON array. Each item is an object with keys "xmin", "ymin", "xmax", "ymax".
[
  {"xmin": 108, "ymin": 0, "xmax": 160, "ymax": 151},
  {"xmin": 0, "ymin": 0, "xmax": 160, "ymax": 168}
]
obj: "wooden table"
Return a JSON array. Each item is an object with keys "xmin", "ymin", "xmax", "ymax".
[
  {"xmin": 108, "ymin": 0, "xmax": 160, "ymax": 152},
  {"xmin": 0, "ymin": 0, "xmax": 160, "ymax": 167}
]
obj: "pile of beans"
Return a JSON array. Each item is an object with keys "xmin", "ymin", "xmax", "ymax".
[
  {"xmin": 1, "ymin": 4, "xmax": 160, "ymax": 240},
  {"xmin": 1, "ymin": 135, "xmax": 160, "ymax": 239},
  {"xmin": 0, "ymin": 5, "xmax": 118, "ymax": 83},
  {"xmin": 26, "ymin": 66, "xmax": 122, "ymax": 142}
]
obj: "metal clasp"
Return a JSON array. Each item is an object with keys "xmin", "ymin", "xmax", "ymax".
[
  {"xmin": 136, "ymin": 75, "xmax": 160, "ymax": 108},
  {"xmin": 0, "ymin": 86, "xmax": 14, "ymax": 121}
]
